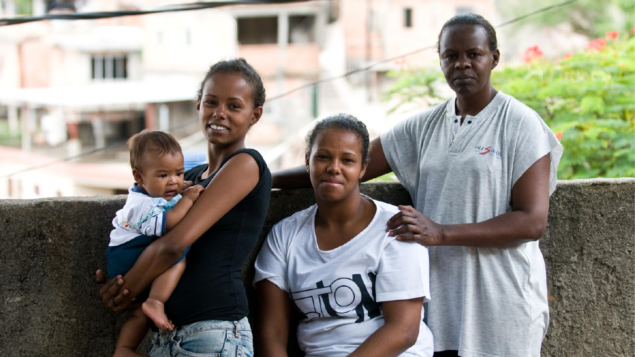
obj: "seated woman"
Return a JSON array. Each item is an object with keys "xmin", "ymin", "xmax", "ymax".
[{"xmin": 254, "ymin": 114, "xmax": 434, "ymax": 357}]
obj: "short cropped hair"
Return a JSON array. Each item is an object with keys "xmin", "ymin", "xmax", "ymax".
[
  {"xmin": 437, "ymin": 13, "xmax": 498, "ymax": 52},
  {"xmin": 305, "ymin": 113, "xmax": 370, "ymax": 165},
  {"xmin": 196, "ymin": 58, "xmax": 266, "ymax": 108},
  {"xmin": 127, "ymin": 130, "xmax": 182, "ymax": 172}
]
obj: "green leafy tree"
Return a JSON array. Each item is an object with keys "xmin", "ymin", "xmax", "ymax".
[
  {"xmin": 499, "ymin": 0, "xmax": 635, "ymax": 39},
  {"xmin": 15, "ymin": 0, "xmax": 32, "ymax": 15},
  {"xmin": 384, "ymin": 33, "xmax": 635, "ymax": 179}
]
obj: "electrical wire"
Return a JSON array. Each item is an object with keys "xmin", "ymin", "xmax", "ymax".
[
  {"xmin": 0, "ymin": 0, "xmax": 308, "ymax": 26},
  {"xmin": 496, "ymin": 0, "xmax": 578, "ymax": 27},
  {"xmin": 2, "ymin": 0, "xmax": 579, "ymax": 179},
  {"xmin": 3, "ymin": 117, "xmax": 200, "ymax": 178}
]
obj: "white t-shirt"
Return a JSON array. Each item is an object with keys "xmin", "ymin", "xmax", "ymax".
[
  {"xmin": 109, "ymin": 184, "xmax": 181, "ymax": 247},
  {"xmin": 254, "ymin": 198, "xmax": 434, "ymax": 357},
  {"xmin": 380, "ymin": 91, "xmax": 563, "ymax": 357}
]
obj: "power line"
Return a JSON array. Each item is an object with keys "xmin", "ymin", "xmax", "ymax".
[
  {"xmin": 2, "ymin": 0, "xmax": 579, "ymax": 179},
  {"xmin": 268, "ymin": 45, "xmax": 438, "ymax": 102},
  {"xmin": 496, "ymin": 0, "xmax": 578, "ymax": 27},
  {"xmin": 269, "ymin": 0, "xmax": 579, "ymax": 102},
  {"xmin": 0, "ymin": 0, "xmax": 308, "ymax": 26},
  {"xmin": 3, "ymin": 117, "xmax": 200, "ymax": 178}
]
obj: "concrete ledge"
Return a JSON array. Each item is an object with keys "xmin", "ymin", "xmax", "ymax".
[{"xmin": 0, "ymin": 179, "xmax": 633, "ymax": 356}]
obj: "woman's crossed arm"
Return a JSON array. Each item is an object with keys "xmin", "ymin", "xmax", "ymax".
[
  {"xmin": 257, "ymin": 278, "xmax": 424, "ymax": 357},
  {"xmin": 348, "ymin": 297, "xmax": 424, "ymax": 357}
]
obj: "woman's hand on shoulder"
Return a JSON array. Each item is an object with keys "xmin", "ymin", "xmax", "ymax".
[{"xmin": 386, "ymin": 205, "xmax": 444, "ymax": 246}]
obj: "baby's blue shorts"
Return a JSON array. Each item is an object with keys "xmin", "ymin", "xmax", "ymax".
[{"xmin": 106, "ymin": 234, "xmax": 190, "ymax": 278}]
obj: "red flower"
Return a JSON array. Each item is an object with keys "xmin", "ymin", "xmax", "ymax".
[
  {"xmin": 563, "ymin": 53, "xmax": 573, "ymax": 59},
  {"xmin": 606, "ymin": 31, "xmax": 618, "ymax": 40},
  {"xmin": 556, "ymin": 131, "xmax": 563, "ymax": 140},
  {"xmin": 587, "ymin": 38, "xmax": 607, "ymax": 51},
  {"xmin": 522, "ymin": 45, "xmax": 543, "ymax": 63},
  {"xmin": 631, "ymin": 27, "xmax": 635, "ymax": 35}
]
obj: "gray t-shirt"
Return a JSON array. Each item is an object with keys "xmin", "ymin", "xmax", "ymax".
[{"xmin": 380, "ymin": 91, "xmax": 563, "ymax": 357}]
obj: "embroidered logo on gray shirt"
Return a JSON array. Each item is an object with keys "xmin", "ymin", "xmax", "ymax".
[{"xmin": 475, "ymin": 145, "xmax": 502, "ymax": 158}]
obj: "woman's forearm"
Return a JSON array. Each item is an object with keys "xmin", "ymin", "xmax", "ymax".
[
  {"xmin": 120, "ymin": 239, "xmax": 184, "ymax": 297},
  {"xmin": 348, "ymin": 322, "xmax": 418, "ymax": 357},
  {"xmin": 349, "ymin": 298, "xmax": 422, "ymax": 357},
  {"xmin": 438, "ymin": 155, "xmax": 551, "ymax": 247},
  {"xmin": 272, "ymin": 165, "xmax": 311, "ymax": 189},
  {"xmin": 257, "ymin": 333, "xmax": 289, "ymax": 357},
  {"xmin": 439, "ymin": 209, "xmax": 548, "ymax": 247},
  {"xmin": 391, "ymin": 155, "xmax": 551, "ymax": 248},
  {"xmin": 256, "ymin": 281, "xmax": 292, "ymax": 357},
  {"xmin": 391, "ymin": 204, "xmax": 548, "ymax": 248},
  {"xmin": 113, "ymin": 347, "xmax": 146, "ymax": 357},
  {"xmin": 272, "ymin": 138, "xmax": 392, "ymax": 188}
]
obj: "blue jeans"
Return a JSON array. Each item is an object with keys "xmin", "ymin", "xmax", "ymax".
[{"xmin": 147, "ymin": 317, "xmax": 253, "ymax": 357}]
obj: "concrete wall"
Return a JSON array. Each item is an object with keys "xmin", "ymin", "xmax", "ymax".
[{"xmin": 0, "ymin": 179, "xmax": 633, "ymax": 357}]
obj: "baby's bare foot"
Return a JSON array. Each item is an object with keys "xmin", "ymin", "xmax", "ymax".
[{"xmin": 142, "ymin": 299, "xmax": 174, "ymax": 331}]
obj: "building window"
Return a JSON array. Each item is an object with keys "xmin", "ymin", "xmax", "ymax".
[
  {"xmin": 456, "ymin": 7, "xmax": 474, "ymax": 15},
  {"xmin": 237, "ymin": 17, "xmax": 278, "ymax": 45},
  {"xmin": 91, "ymin": 55, "xmax": 128, "ymax": 80},
  {"xmin": 404, "ymin": 8, "xmax": 413, "ymax": 28},
  {"xmin": 289, "ymin": 15, "xmax": 316, "ymax": 44}
]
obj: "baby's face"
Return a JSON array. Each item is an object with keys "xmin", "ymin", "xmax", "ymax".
[{"xmin": 137, "ymin": 152, "xmax": 185, "ymax": 200}]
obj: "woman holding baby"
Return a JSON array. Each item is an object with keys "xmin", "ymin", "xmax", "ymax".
[{"xmin": 98, "ymin": 58, "xmax": 271, "ymax": 357}]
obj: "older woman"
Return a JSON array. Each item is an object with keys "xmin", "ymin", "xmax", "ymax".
[{"xmin": 273, "ymin": 14, "xmax": 562, "ymax": 357}]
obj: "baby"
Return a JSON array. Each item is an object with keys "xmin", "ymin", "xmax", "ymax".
[{"xmin": 106, "ymin": 130, "xmax": 204, "ymax": 354}]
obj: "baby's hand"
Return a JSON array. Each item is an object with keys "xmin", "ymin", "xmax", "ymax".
[
  {"xmin": 181, "ymin": 181, "xmax": 194, "ymax": 191},
  {"xmin": 182, "ymin": 185, "xmax": 204, "ymax": 202}
]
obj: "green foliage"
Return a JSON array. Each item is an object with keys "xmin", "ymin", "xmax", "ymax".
[
  {"xmin": 0, "ymin": 120, "xmax": 21, "ymax": 147},
  {"xmin": 369, "ymin": 172, "xmax": 398, "ymax": 183},
  {"xmin": 384, "ymin": 35, "xmax": 635, "ymax": 180},
  {"xmin": 383, "ymin": 70, "xmax": 446, "ymax": 114},
  {"xmin": 499, "ymin": 0, "xmax": 634, "ymax": 38},
  {"xmin": 15, "ymin": 0, "xmax": 32, "ymax": 15}
]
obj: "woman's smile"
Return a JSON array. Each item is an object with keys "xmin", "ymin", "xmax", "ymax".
[{"xmin": 207, "ymin": 123, "xmax": 230, "ymax": 134}]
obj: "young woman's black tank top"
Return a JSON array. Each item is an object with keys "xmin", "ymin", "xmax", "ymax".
[{"xmin": 163, "ymin": 148, "xmax": 271, "ymax": 327}]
